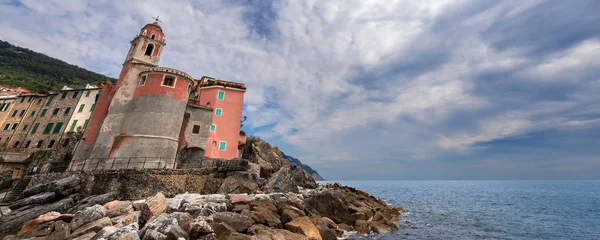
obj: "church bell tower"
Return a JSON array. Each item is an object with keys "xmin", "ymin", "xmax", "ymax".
[{"xmin": 124, "ymin": 21, "xmax": 166, "ymax": 66}]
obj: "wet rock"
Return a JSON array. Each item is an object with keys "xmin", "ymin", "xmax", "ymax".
[
  {"xmin": 104, "ymin": 200, "xmax": 134, "ymax": 218},
  {"xmin": 10, "ymin": 192, "xmax": 56, "ymax": 210},
  {"xmin": 210, "ymin": 212, "xmax": 255, "ymax": 232},
  {"xmin": 284, "ymin": 216, "xmax": 322, "ymax": 240},
  {"xmin": 141, "ymin": 192, "xmax": 168, "ymax": 225},
  {"xmin": 71, "ymin": 217, "xmax": 112, "ymax": 239},
  {"xmin": 71, "ymin": 205, "xmax": 106, "ymax": 230}
]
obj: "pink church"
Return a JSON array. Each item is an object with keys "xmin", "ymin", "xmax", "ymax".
[{"xmin": 72, "ymin": 21, "xmax": 246, "ymax": 169}]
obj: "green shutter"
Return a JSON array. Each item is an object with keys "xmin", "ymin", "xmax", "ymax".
[
  {"xmin": 43, "ymin": 123, "xmax": 54, "ymax": 134},
  {"xmin": 90, "ymin": 104, "xmax": 95, "ymax": 112},
  {"xmin": 218, "ymin": 91, "xmax": 225, "ymax": 101},
  {"xmin": 215, "ymin": 108, "xmax": 222, "ymax": 117},
  {"xmin": 11, "ymin": 123, "xmax": 18, "ymax": 130},
  {"xmin": 52, "ymin": 122, "xmax": 63, "ymax": 134},
  {"xmin": 78, "ymin": 104, "xmax": 85, "ymax": 112},
  {"xmin": 52, "ymin": 108, "xmax": 60, "ymax": 115},
  {"xmin": 3, "ymin": 124, "xmax": 9, "ymax": 130},
  {"xmin": 73, "ymin": 91, "xmax": 79, "ymax": 98},
  {"xmin": 31, "ymin": 123, "xmax": 39, "ymax": 134},
  {"xmin": 210, "ymin": 124, "xmax": 216, "ymax": 132},
  {"xmin": 46, "ymin": 96, "xmax": 54, "ymax": 106},
  {"xmin": 70, "ymin": 120, "xmax": 78, "ymax": 131},
  {"xmin": 85, "ymin": 91, "xmax": 91, "ymax": 97},
  {"xmin": 64, "ymin": 107, "xmax": 71, "ymax": 115},
  {"xmin": 41, "ymin": 109, "xmax": 47, "ymax": 117},
  {"xmin": 83, "ymin": 119, "xmax": 89, "ymax": 130},
  {"xmin": 219, "ymin": 141, "xmax": 227, "ymax": 151}
]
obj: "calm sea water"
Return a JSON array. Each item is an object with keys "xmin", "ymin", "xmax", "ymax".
[{"xmin": 321, "ymin": 181, "xmax": 600, "ymax": 240}]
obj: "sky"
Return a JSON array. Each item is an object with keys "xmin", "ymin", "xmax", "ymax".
[{"xmin": 1, "ymin": 0, "xmax": 599, "ymax": 180}]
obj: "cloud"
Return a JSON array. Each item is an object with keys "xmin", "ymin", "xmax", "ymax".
[{"xmin": 1, "ymin": 0, "xmax": 599, "ymax": 179}]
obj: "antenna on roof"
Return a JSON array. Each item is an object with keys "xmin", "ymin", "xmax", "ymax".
[{"xmin": 152, "ymin": 15, "xmax": 162, "ymax": 23}]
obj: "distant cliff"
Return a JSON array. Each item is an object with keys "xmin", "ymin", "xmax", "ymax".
[{"xmin": 281, "ymin": 152, "xmax": 325, "ymax": 181}]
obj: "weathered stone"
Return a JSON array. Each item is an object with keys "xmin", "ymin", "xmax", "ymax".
[
  {"xmin": 68, "ymin": 192, "xmax": 118, "ymax": 213},
  {"xmin": 196, "ymin": 233, "xmax": 217, "ymax": 240},
  {"xmin": 165, "ymin": 224, "xmax": 189, "ymax": 240},
  {"xmin": 354, "ymin": 220, "xmax": 369, "ymax": 234},
  {"xmin": 0, "ymin": 196, "xmax": 75, "ymax": 238},
  {"xmin": 18, "ymin": 211, "xmax": 61, "ymax": 235},
  {"xmin": 189, "ymin": 219, "xmax": 214, "ymax": 238},
  {"xmin": 285, "ymin": 216, "xmax": 322, "ymax": 240},
  {"xmin": 71, "ymin": 217, "xmax": 112, "ymax": 238},
  {"xmin": 217, "ymin": 232, "xmax": 253, "ymax": 240},
  {"xmin": 141, "ymin": 192, "xmax": 168, "ymax": 225},
  {"xmin": 104, "ymin": 200, "xmax": 134, "ymax": 218},
  {"xmin": 241, "ymin": 209, "xmax": 281, "ymax": 229},
  {"xmin": 228, "ymin": 195, "xmax": 254, "ymax": 204},
  {"xmin": 216, "ymin": 159, "xmax": 250, "ymax": 172},
  {"xmin": 290, "ymin": 165, "xmax": 318, "ymax": 189},
  {"xmin": 51, "ymin": 176, "xmax": 82, "ymax": 197},
  {"xmin": 217, "ymin": 171, "xmax": 260, "ymax": 194},
  {"xmin": 248, "ymin": 224, "xmax": 309, "ymax": 240},
  {"xmin": 112, "ymin": 211, "xmax": 140, "ymax": 228},
  {"xmin": 167, "ymin": 198, "xmax": 183, "ymax": 213},
  {"xmin": 336, "ymin": 223, "xmax": 353, "ymax": 232},
  {"xmin": 71, "ymin": 205, "xmax": 107, "ymax": 230},
  {"xmin": 17, "ymin": 221, "xmax": 52, "ymax": 239},
  {"xmin": 315, "ymin": 225, "xmax": 336, "ymax": 240},
  {"xmin": 368, "ymin": 221, "xmax": 392, "ymax": 234},
  {"xmin": 142, "ymin": 229, "xmax": 166, "ymax": 240},
  {"xmin": 280, "ymin": 205, "xmax": 305, "ymax": 224},
  {"xmin": 263, "ymin": 167, "xmax": 298, "ymax": 193},
  {"xmin": 132, "ymin": 200, "xmax": 146, "ymax": 211},
  {"xmin": 1, "ymin": 206, "xmax": 12, "ymax": 215},
  {"xmin": 46, "ymin": 220, "xmax": 70, "ymax": 240},
  {"xmin": 210, "ymin": 212, "xmax": 255, "ymax": 232},
  {"xmin": 167, "ymin": 212, "xmax": 192, "ymax": 228},
  {"xmin": 229, "ymin": 204, "xmax": 250, "ymax": 213},
  {"xmin": 10, "ymin": 192, "xmax": 56, "ymax": 210},
  {"xmin": 181, "ymin": 201, "xmax": 226, "ymax": 217},
  {"xmin": 71, "ymin": 231, "xmax": 96, "ymax": 240},
  {"xmin": 141, "ymin": 215, "xmax": 178, "ymax": 237}
]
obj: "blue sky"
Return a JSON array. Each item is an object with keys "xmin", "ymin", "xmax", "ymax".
[{"xmin": 1, "ymin": 0, "xmax": 599, "ymax": 180}]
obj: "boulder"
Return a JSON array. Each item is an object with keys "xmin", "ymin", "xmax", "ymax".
[
  {"xmin": 167, "ymin": 198, "xmax": 183, "ymax": 213},
  {"xmin": 143, "ymin": 229, "xmax": 166, "ymax": 240},
  {"xmin": 284, "ymin": 216, "xmax": 322, "ymax": 240},
  {"xmin": 315, "ymin": 225, "xmax": 336, "ymax": 240},
  {"xmin": 51, "ymin": 176, "xmax": 82, "ymax": 197},
  {"xmin": 112, "ymin": 211, "xmax": 140, "ymax": 228},
  {"xmin": 280, "ymin": 205, "xmax": 305, "ymax": 224},
  {"xmin": 70, "ymin": 205, "xmax": 107, "ymax": 230},
  {"xmin": 17, "ymin": 211, "xmax": 61, "ymax": 235},
  {"xmin": 165, "ymin": 224, "xmax": 189, "ymax": 240},
  {"xmin": 262, "ymin": 167, "xmax": 298, "ymax": 193},
  {"xmin": 248, "ymin": 224, "xmax": 309, "ymax": 240},
  {"xmin": 141, "ymin": 192, "xmax": 168, "ymax": 225},
  {"xmin": 68, "ymin": 192, "xmax": 118, "ymax": 213},
  {"xmin": 0, "ymin": 196, "xmax": 75, "ymax": 238},
  {"xmin": 368, "ymin": 221, "xmax": 392, "ymax": 234},
  {"xmin": 241, "ymin": 202, "xmax": 282, "ymax": 229},
  {"xmin": 217, "ymin": 171, "xmax": 260, "ymax": 194},
  {"xmin": 167, "ymin": 212, "xmax": 193, "ymax": 228},
  {"xmin": 228, "ymin": 195, "xmax": 254, "ymax": 204},
  {"xmin": 132, "ymin": 200, "xmax": 146, "ymax": 211},
  {"xmin": 188, "ymin": 219, "xmax": 214, "ymax": 238},
  {"xmin": 210, "ymin": 212, "xmax": 255, "ymax": 232},
  {"xmin": 216, "ymin": 159, "xmax": 250, "ymax": 172},
  {"xmin": 181, "ymin": 201, "xmax": 226, "ymax": 217},
  {"xmin": 290, "ymin": 165, "xmax": 318, "ymax": 189},
  {"xmin": 10, "ymin": 192, "xmax": 56, "ymax": 210},
  {"xmin": 104, "ymin": 200, "xmax": 134, "ymax": 218},
  {"xmin": 71, "ymin": 231, "xmax": 97, "ymax": 240},
  {"xmin": 17, "ymin": 221, "xmax": 52, "ymax": 239},
  {"xmin": 89, "ymin": 223, "xmax": 140, "ymax": 239},
  {"xmin": 141, "ymin": 214, "xmax": 178, "ymax": 237},
  {"xmin": 46, "ymin": 221, "xmax": 70, "ymax": 240},
  {"xmin": 354, "ymin": 220, "xmax": 369, "ymax": 234},
  {"xmin": 70, "ymin": 217, "xmax": 112, "ymax": 238}
]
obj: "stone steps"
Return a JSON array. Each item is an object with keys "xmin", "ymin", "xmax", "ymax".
[{"xmin": 0, "ymin": 177, "xmax": 32, "ymax": 204}]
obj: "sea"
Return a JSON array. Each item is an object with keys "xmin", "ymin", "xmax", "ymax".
[{"xmin": 320, "ymin": 181, "xmax": 600, "ymax": 240}]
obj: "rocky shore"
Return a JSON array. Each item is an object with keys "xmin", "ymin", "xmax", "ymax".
[{"xmin": 1, "ymin": 182, "xmax": 403, "ymax": 239}]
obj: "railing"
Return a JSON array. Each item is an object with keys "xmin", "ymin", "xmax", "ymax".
[{"xmin": 67, "ymin": 157, "xmax": 179, "ymax": 172}]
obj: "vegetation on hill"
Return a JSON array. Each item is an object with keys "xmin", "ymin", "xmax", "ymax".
[{"xmin": 0, "ymin": 40, "xmax": 114, "ymax": 93}]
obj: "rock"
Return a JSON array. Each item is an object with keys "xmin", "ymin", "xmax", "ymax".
[
  {"xmin": 210, "ymin": 212, "xmax": 255, "ymax": 232},
  {"xmin": 216, "ymin": 159, "xmax": 250, "ymax": 172},
  {"xmin": 17, "ymin": 221, "xmax": 52, "ymax": 239},
  {"xmin": 71, "ymin": 217, "xmax": 112, "ymax": 238},
  {"xmin": 141, "ymin": 214, "xmax": 178, "ymax": 237},
  {"xmin": 248, "ymin": 224, "xmax": 309, "ymax": 240},
  {"xmin": 69, "ymin": 192, "xmax": 118, "ymax": 213},
  {"xmin": 181, "ymin": 201, "xmax": 226, "ymax": 217},
  {"xmin": 303, "ymin": 191, "xmax": 355, "ymax": 225},
  {"xmin": 336, "ymin": 223, "xmax": 353, "ymax": 232},
  {"xmin": 263, "ymin": 167, "xmax": 298, "ymax": 193},
  {"xmin": 17, "ymin": 211, "xmax": 61, "ymax": 235},
  {"xmin": 228, "ymin": 195, "xmax": 254, "ymax": 204},
  {"xmin": 315, "ymin": 225, "xmax": 336, "ymax": 240},
  {"xmin": 241, "ymin": 206, "xmax": 281, "ymax": 229},
  {"xmin": 51, "ymin": 176, "xmax": 82, "ymax": 197},
  {"xmin": 229, "ymin": 204, "xmax": 250, "ymax": 213},
  {"xmin": 132, "ymin": 200, "xmax": 146, "ymax": 211},
  {"xmin": 218, "ymin": 232, "xmax": 253, "ymax": 240},
  {"xmin": 369, "ymin": 221, "xmax": 392, "ymax": 234},
  {"xmin": 285, "ymin": 216, "xmax": 322, "ymax": 240},
  {"xmin": 167, "ymin": 212, "xmax": 193, "ymax": 228},
  {"xmin": 104, "ymin": 200, "xmax": 134, "ymax": 218},
  {"xmin": 143, "ymin": 229, "xmax": 166, "ymax": 240},
  {"xmin": 167, "ymin": 198, "xmax": 183, "ymax": 213},
  {"xmin": 112, "ymin": 211, "xmax": 140, "ymax": 228},
  {"xmin": 141, "ymin": 192, "xmax": 168, "ymax": 225},
  {"xmin": 0, "ymin": 196, "xmax": 75, "ymax": 238},
  {"xmin": 9, "ymin": 192, "xmax": 56, "ymax": 210},
  {"xmin": 165, "ymin": 224, "xmax": 189, "ymax": 240},
  {"xmin": 71, "ymin": 205, "xmax": 107, "ymax": 230},
  {"xmin": 71, "ymin": 231, "xmax": 97, "ymax": 240},
  {"xmin": 1, "ymin": 206, "xmax": 12, "ymax": 215},
  {"xmin": 290, "ymin": 165, "xmax": 318, "ymax": 189},
  {"xmin": 280, "ymin": 205, "xmax": 305, "ymax": 224},
  {"xmin": 217, "ymin": 171, "xmax": 260, "ymax": 194},
  {"xmin": 189, "ymin": 219, "xmax": 214, "ymax": 238},
  {"xmin": 46, "ymin": 221, "xmax": 70, "ymax": 240},
  {"xmin": 354, "ymin": 220, "xmax": 369, "ymax": 234}
]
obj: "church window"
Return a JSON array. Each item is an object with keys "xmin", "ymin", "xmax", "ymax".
[
  {"xmin": 217, "ymin": 91, "xmax": 225, "ymax": 101},
  {"xmin": 139, "ymin": 76, "xmax": 146, "ymax": 86},
  {"xmin": 162, "ymin": 76, "xmax": 175, "ymax": 87},
  {"xmin": 219, "ymin": 141, "xmax": 227, "ymax": 151},
  {"xmin": 144, "ymin": 44, "xmax": 154, "ymax": 56},
  {"xmin": 192, "ymin": 125, "xmax": 200, "ymax": 134},
  {"xmin": 215, "ymin": 108, "xmax": 223, "ymax": 117},
  {"xmin": 151, "ymin": 34, "xmax": 156, "ymax": 40},
  {"xmin": 210, "ymin": 124, "xmax": 216, "ymax": 132}
]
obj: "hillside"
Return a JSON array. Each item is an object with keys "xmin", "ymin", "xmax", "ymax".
[
  {"xmin": 0, "ymin": 40, "xmax": 113, "ymax": 93},
  {"xmin": 282, "ymin": 152, "xmax": 325, "ymax": 181}
]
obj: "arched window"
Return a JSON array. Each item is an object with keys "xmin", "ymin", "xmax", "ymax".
[
  {"xmin": 151, "ymin": 34, "xmax": 156, "ymax": 40},
  {"xmin": 144, "ymin": 44, "xmax": 154, "ymax": 56}
]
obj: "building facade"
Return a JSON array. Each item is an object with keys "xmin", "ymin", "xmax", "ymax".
[
  {"xmin": 0, "ymin": 95, "xmax": 18, "ymax": 147},
  {"xmin": 72, "ymin": 22, "xmax": 246, "ymax": 170}
]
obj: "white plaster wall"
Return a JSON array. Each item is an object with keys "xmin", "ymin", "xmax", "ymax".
[{"xmin": 65, "ymin": 88, "xmax": 100, "ymax": 133}]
